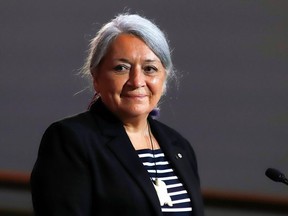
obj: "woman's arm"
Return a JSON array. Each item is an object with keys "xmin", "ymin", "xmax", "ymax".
[{"xmin": 31, "ymin": 122, "xmax": 92, "ymax": 215}]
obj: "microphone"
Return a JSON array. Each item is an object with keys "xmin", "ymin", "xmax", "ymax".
[{"xmin": 265, "ymin": 168, "xmax": 288, "ymax": 186}]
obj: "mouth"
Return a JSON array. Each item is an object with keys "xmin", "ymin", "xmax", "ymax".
[
  {"xmin": 121, "ymin": 94, "xmax": 148, "ymax": 98},
  {"xmin": 120, "ymin": 91, "xmax": 149, "ymax": 99}
]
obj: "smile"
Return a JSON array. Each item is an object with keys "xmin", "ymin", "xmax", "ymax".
[
  {"xmin": 121, "ymin": 93, "xmax": 149, "ymax": 99},
  {"xmin": 122, "ymin": 94, "xmax": 147, "ymax": 98}
]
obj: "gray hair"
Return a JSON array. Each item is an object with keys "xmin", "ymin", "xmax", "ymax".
[{"xmin": 81, "ymin": 13, "xmax": 175, "ymax": 84}]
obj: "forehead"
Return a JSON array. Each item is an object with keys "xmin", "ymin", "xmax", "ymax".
[{"xmin": 104, "ymin": 34, "xmax": 161, "ymax": 62}]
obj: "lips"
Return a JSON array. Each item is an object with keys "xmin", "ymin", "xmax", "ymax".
[
  {"xmin": 121, "ymin": 93, "xmax": 148, "ymax": 98},
  {"xmin": 120, "ymin": 90, "xmax": 150, "ymax": 98}
]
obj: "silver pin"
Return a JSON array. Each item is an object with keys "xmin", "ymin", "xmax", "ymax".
[{"xmin": 176, "ymin": 153, "xmax": 182, "ymax": 159}]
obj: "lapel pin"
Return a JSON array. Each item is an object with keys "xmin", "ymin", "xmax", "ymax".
[{"xmin": 176, "ymin": 153, "xmax": 182, "ymax": 159}]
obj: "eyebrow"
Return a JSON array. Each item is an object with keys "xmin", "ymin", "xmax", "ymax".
[
  {"xmin": 144, "ymin": 59, "xmax": 160, "ymax": 63},
  {"xmin": 114, "ymin": 58, "xmax": 160, "ymax": 64}
]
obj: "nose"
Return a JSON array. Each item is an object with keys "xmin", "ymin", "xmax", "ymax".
[{"xmin": 127, "ymin": 66, "xmax": 146, "ymax": 88}]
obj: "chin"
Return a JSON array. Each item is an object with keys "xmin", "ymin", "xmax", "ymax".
[{"xmin": 121, "ymin": 106, "xmax": 151, "ymax": 118}]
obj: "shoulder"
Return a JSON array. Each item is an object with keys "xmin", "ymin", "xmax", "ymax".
[
  {"xmin": 46, "ymin": 110, "xmax": 98, "ymax": 136},
  {"xmin": 54, "ymin": 110, "xmax": 95, "ymax": 127},
  {"xmin": 40, "ymin": 111, "xmax": 99, "ymax": 154}
]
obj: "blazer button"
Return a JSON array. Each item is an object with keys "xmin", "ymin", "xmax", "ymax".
[{"xmin": 176, "ymin": 153, "xmax": 182, "ymax": 159}]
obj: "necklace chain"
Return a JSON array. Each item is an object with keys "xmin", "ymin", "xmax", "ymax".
[
  {"xmin": 147, "ymin": 122, "xmax": 173, "ymax": 206},
  {"xmin": 147, "ymin": 122, "xmax": 158, "ymax": 180}
]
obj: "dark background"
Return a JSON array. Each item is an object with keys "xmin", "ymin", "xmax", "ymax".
[{"xmin": 1, "ymin": 0, "xmax": 287, "ymax": 215}]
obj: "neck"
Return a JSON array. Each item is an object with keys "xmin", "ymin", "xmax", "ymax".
[
  {"xmin": 121, "ymin": 114, "xmax": 149, "ymax": 133},
  {"xmin": 123, "ymin": 116, "xmax": 159, "ymax": 150},
  {"xmin": 123, "ymin": 118, "xmax": 149, "ymax": 135}
]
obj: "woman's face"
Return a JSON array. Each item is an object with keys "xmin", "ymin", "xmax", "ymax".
[{"xmin": 93, "ymin": 34, "xmax": 166, "ymax": 120}]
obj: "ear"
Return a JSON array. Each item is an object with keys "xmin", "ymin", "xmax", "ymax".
[
  {"xmin": 91, "ymin": 68, "xmax": 99, "ymax": 91},
  {"xmin": 162, "ymin": 81, "xmax": 167, "ymax": 95}
]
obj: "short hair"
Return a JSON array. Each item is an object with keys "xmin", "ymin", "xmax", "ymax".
[{"xmin": 81, "ymin": 13, "xmax": 175, "ymax": 84}]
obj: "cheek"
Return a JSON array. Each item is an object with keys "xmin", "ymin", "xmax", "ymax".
[
  {"xmin": 150, "ymin": 76, "xmax": 166, "ymax": 95},
  {"xmin": 96, "ymin": 75, "xmax": 128, "ymax": 94},
  {"xmin": 109, "ymin": 77, "xmax": 127, "ymax": 93}
]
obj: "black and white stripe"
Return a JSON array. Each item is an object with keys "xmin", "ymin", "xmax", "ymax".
[{"xmin": 137, "ymin": 149, "xmax": 192, "ymax": 216}]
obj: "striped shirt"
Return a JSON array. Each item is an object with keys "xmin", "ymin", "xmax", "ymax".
[{"xmin": 137, "ymin": 149, "xmax": 192, "ymax": 216}]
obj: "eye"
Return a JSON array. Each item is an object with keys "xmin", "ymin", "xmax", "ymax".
[
  {"xmin": 113, "ymin": 64, "xmax": 130, "ymax": 73},
  {"xmin": 143, "ymin": 65, "xmax": 158, "ymax": 74}
]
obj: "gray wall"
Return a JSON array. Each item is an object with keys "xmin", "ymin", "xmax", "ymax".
[{"xmin": 1, "ymin": 0, "xmax": 288, "ymax": 214}]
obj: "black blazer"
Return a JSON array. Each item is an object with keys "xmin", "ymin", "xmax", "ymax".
[{"xmin": 31, "ymin": 100, "xmax": 204, "ymax": 216}]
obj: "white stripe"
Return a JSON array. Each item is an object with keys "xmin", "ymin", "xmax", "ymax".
[
  {"xmin": 138, "ymin": 153, "xmax": 164, "ymax": 158},
  {"xmin": 162, "ymin": 207, "xmax": 192, "ymax": 212},
  {"xmin": 138, "ymin": 153, "xmax": 153, "ymax": 158},
  {"xmin": 172, "ymin": 198, "xmax": 191, "ymax": 204},
  {"xmin": 166, "ymin": 183, "xmax": 183, "ymax": 189},
  {"xmin": 169, "ymin": 190, "xmax": 187, "ymax": 196},
  {"xmin": 154, "ymin": 153, "xmax": 165, "ymax": 157},
  {"xmin": 142, "ymin": 161, "xmax": 169, "ymax": 166},
  {"xmin": 142, "ymin": 162, "xmax": 156, "ymax": 166},
  {"xmin": 152, "ymin": 176, "xmax": 178, "ymax": 181},
  {"xmin": 155, "ymin": 161, "xmax": 169, "ymax": 165},
  {"xmin": 147, "ymin": 169, "xmax": 173, "ymax": 173}
]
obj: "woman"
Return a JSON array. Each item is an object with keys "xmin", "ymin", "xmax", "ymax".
[{"xmin": 31, "ymin": 13, "xmax": 204, "ymax": 216}]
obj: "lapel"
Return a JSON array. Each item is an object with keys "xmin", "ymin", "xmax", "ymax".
[
  {"xmin": 149, "ymin": 118, "xmax": 202, "ymax": 214},
  {"xmin": 89, "ymin": 100, "xmax": 162, "ymax": 215}
]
